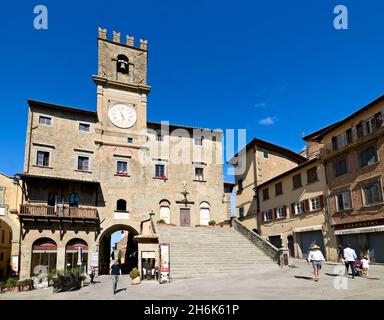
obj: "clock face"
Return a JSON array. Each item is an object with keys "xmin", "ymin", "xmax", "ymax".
[{"xmin": 108, "ymin": 104, "xmax": 137, "ymax": 128}]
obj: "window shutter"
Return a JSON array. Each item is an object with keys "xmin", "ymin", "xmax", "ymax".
[
  {"xmin": 332, "ymin": 136, "xmax": 338, "ymax": 151},
  {"xmin": 283, "ymin": 205, "xmax": 287, "ymax": 217},
  {"xmin": 304, "ymin": 199, "xmax": 310, "ymax": 212},
  {"xmin": 273, "ymin": 208, "xmax": 277, "ymax": 219},
  {"xmin": 356, "ymin": 122, "xmax": 363, "ymax": 138},
  {"xmin": 319, "ymin": 195, "xmax": 325, "ymax": 209},
  {"xmin": 346, "ymin": 128, "xmax": 353, "ymax": 144},
  {"xmin": 291, "ymin": 203, "xmax": 295, "ymax": 215}
]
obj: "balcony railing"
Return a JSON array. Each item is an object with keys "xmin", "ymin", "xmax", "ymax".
[
  {"xmin": 19, "ymin": 204, "xmax": 98, "ymax": 220},
  {"xmin": 320, "ymin": 117, "xmax": 384, "ymax": 157}
]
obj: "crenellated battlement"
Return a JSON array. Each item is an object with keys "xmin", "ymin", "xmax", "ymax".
[{"xmin": 98, "ymin": 27, "xmax": 148, "ymax": 50}]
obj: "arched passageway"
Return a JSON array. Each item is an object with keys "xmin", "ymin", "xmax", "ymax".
[
  {"xmin": 98, "ymin": 224, "xmax": 139, "ymax": 275},
  {"xmin": 0, "ymin": 221, "xmax": 12, "ymax": 280}
]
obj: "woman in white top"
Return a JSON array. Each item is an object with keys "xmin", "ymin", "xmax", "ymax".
[{"xmin": 307, "ymin": 244, "xmax": 326, "ymax": 282}]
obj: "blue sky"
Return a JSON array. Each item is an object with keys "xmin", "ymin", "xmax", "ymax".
[{"xmin": 1, "ymin": 0, "xmax": 384, "ymax": 183}]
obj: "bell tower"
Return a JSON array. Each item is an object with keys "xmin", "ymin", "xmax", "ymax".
[{"xmin": 93, "ymin": 27, "xmax": 151, "ymax": 139}]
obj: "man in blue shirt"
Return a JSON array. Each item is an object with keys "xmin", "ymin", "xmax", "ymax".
[{"xmin": 110, "ymin": 260, "xmax": 121, "ymax": 294}]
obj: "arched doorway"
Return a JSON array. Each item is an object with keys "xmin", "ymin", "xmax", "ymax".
[
  {"xmin": 0, "ymin": 221, "xmax": 12, "ymax": 280},
  {"xmin": 98, "ymin": 224, "xmax": 139, "ymax": 275},
  {"xmin": 65, "ymin": 239, "xmax": 88, "ymax": 273},
  {"xmin": 200, "ymin": 202, "xmax": 210, "ymax": 226},
  {"xmin": 31, "ymin": 238, "xmax": 57, "ymax": 276}
]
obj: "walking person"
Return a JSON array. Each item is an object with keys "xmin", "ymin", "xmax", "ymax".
[
  {"xmin": 343, "ymin": 244, "xmax": 357, "ymax": 278},
  {"xmin": 89, "ymin": 266, "xmax": 96, "ymax": 284},
  {"xmin": 361, "ymin": 255, "xmax": 370, "ymax": 278},
  {"xmin": 110, "ymin": 260, "xmax": 121, "ymax": 294},
  {"xmin": 307, "ymin": 244, "xmax": 325, "ymax": 282}
]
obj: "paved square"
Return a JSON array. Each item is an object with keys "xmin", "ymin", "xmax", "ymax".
[{"xmin": 1, "ymin": 259, "xmax": 383, "ymax": 300}]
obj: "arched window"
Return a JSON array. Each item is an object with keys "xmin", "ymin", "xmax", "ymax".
[
  {"xmin": 159, "ymin": 200, "xmax": 170, "ymax": 224},
  {"xmin": 200, "ymin": 202, "xmax": 210, "ymax": 226},
  {"xmin": 117, "ymin": 54, "xmax": 129, "ymax": 74},
  {"xmin": 69, "ymin": 193, "xmax": 79, "ymax": 207},
  {"xmin": 65, "ymin": 238, "xmax": 88, "ymax": 272},
  {"xmin": 31, "ymin": 238, "xmax": 57, "ymax": 275},
  {"xmin": 117, "ymin": 199, "xmax": 127, "ymax": 211}
]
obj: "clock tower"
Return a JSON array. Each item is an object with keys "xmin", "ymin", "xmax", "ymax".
[{"xmin": 93, "ymin": 27, "xmax": 151, "ymax": 142}]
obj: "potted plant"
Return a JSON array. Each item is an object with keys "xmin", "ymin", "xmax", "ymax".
[
  {"xmin": 208, "ymin": 220, "xmax": 216, "ymax": 227},
  {"xmin": 129, "ymin": 267, "xmax": 141, "ymax": 285},
  {"xmin": 4, "ymin": 278, "xmax": 18, "ymax": 292}
]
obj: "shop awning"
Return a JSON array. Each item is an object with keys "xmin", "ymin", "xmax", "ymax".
[
  {"xmin": 335, "ymin": 225, "xmax": 384, "ymax": 235},
  {"xmin": 293, "ymin": 225, "xmax": 323, "ymax": 233}
]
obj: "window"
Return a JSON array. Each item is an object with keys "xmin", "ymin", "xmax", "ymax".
[
  {"xmin": 263, "ymin": 210, "xmax": 272, "ymax": 221},
  {"xmin": 374, "ymin": 112, "xmax": 383, "ymax": 129},
  {"xmin": 336, "ymin": 190, "xmax": 352, "ymax": 211},
  {"xmin": 238, "ymin": 178, "xmax": 243, "ymax": 191},
  {"xmin": 47, "ymin": 193, "xmax": 57, "ymax": 207},
  {"xmin": 194, "ymin": 137, "xmax": 203, "ymax": 146},
  {"xmin": 155, "ymin": 164, "xmax": 165, "ymax": 177},
  {"xmin": 127, "ymin": 137, "xmax": 133, "ymax": 144},
  {"xmin": 333, "ymin": 158, "xmax": 347, "ymax": 177},
  {"xmin": 79, "ymin": 123, "xmax": 90, "ymax": 133},
  {"xmin": 276, "ymin": 207, "xmax": 285, "ymax": 219},
  {"xmin": 359, "ymin": 146, "xmax": 377, "ymax": 168},
  {"xmin": 156, "ymin": 133, "xmax": 163, "ymax": 142},
  {"xmin": 239, "ymin": 207, "xmax": 244, "ymax": 218},
  {"xmin": 294, "ymin": 202, "xmax": 305, "ymax": 215},
  {"xmin": 307, "ymin": 167, "xmax": 318, "ymax": 184},
  {"xmin": 195, "ymin": 168, "xmax": 204, "ymax": 181},
  {"xmin": 69, "ymin": 193, "xmax": 79, "ymax": 207},
  {"xmin": 77, "ymin": 156, "xmax": 90, "ymax": 171},
  {"xmin": 292, "ymin": 174, "xmax": 302, "ymax": 189},
  {"xmin": 262, "ymin": 188, "xmax": 269, "ymax": 201},
  {"xmin": 362, "ymin": 181, "xmax": 383, "ymax": 206},
  {"xmin": 36, "ymin": 151, "xmax": 50, "ymax": 167},
  {"xmin": 310, "ymin": 197, "xmax": 321, "ymax": 211},
  {"xmin": 275, "ymin": 182, "xmax": 283, "ymax": 196},
  {"xmin": 117, "ymin": 161, "xmax": 128, "ymax": 175},
  {"xmin": 116, "ymin": 199, "xmax": 127, "ymax": 211},
  {"xmin": 263, "ymin": 150, "xmax": 269, "ymax": 159},
  {"xmin": 39, "ymin": 116, "xmax": 52, "ymax": 126}
]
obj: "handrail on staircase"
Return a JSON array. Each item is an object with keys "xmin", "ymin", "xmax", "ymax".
[{"xmin": 231, "ymin": 218, "xmax": 280, "ymax": 264}]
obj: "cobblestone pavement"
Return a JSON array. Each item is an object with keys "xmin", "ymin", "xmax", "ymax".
[{"xmin": 1, "ymin": 259, "xmax": 383, "ymax": 300}]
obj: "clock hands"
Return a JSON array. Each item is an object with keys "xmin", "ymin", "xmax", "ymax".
[{"xmin": 120, "ymin": 112, "xmax": 125, "ymax": 120}]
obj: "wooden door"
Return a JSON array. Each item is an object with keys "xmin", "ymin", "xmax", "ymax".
[{"xmin": 180, "ymin": 208, "xmax": 191, "ymax": 226}]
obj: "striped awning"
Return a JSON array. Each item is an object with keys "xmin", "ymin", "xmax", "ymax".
[
  {"xmin": 335, "ymin": 225, "xmax": 384, "ymax": 235},
  {"xmin": 293, "ymin": 225, "xmax": 323, "ymax": 233}
]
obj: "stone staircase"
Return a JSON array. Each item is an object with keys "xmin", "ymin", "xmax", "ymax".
[{"xmin": 158, "ymin": 226, "xmax": 279, "ymax": 279}]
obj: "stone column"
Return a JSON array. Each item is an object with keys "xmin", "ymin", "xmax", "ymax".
[
  {"xmin": 278, "ymin": 245, "xmax": 289, "ymax": 267},
  {"xmin": 56, "ymin": 245, "xmax": 66, "ymax": 271}
]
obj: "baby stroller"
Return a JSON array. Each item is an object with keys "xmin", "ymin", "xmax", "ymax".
[{"xmin": 354, "ymin": 259, "xmax": 363, "ymax": 276}]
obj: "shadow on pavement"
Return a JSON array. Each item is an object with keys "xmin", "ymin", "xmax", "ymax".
[
  {"xmin": 294, "ymin": 276, "xmax": 313, "ymax": 281},
  {"xmin": 116, "ymin": 288, "xmax": 127, "ymax": 293}
]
